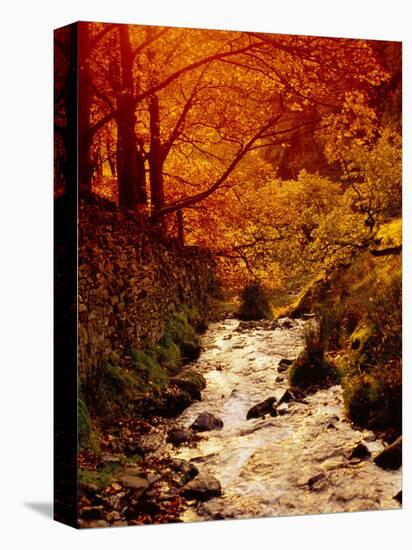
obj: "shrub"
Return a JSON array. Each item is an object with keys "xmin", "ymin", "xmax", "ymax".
[
  {"xmin": 160, "ymin": 308, "xmax": 201, "ymax": 363},
  {"xmin": 289, "ymin": 319, "xmax": 339, "ymax": 392},
  {"xmin": 342, "ymin": 362, "xmax": 401, "ymax": 430},
  {"xmin": 340, "ymin": 266, "xmax": 401, "ymax": 430},
  {"xmin": 236, "ymin": 282, "xmax": 272, "ymax": 321}
]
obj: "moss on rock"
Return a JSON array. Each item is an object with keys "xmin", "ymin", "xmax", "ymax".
[
  {"xmin": 289, "ymin": 349, "xmax": 339, "ymax": 393},
  {"xmin": 171, "ymin": 370, "xmax": 206, "ymax": 400}
]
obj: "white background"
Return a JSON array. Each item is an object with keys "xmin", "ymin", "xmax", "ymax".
[{"xmin": 0, "ymin": 0, "xmax": 410, "ymax": 548}]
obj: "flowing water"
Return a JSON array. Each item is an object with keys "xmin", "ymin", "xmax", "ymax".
[{"xmin": 163, "ymin": 318, "xmax": 401, "ymax": 521}]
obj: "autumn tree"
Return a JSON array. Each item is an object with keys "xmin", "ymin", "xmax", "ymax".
[{"xmin": 71, "ymin": 24, "xmax": 401, "ymax": 289}]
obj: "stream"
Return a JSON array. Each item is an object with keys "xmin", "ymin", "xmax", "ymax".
[{"xmin": 161, "ymin": 317, "xmax": 401, "ymax": 521}]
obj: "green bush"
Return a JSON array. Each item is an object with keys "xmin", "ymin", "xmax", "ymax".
[
  {"xmin": 342, "ymin": 363, "xmax": 401, "ymax": 430},
  {"xmin": 236, "ymin": 282, "xmax": 272, "ymax": 321}
]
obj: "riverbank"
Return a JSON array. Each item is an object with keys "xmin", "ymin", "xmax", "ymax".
[{"xmin": 77, "ymin": 316, "xmax": 401, "ymax": 527}]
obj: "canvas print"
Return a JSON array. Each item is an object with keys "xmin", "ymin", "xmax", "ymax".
[{"xmin": 54, "ymin": 22, "xmax": 402, "ymax": 528}]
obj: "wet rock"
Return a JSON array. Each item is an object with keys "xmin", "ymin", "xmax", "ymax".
[
  {"xmin": 246, "ymin": 396, "xmax": 277, "ymax": 420},
  {"xmin": 161, "ymin": 386, "xmax": 195, "ymax": 417},
  {"xmin": 374, "ymin": 436, "xmax": 402, "ymax": 470},
  {"xmin": 169, "ymin": 458, "xmax": 199, "ymax": 484},
  {"xmin": 171, "ymin": 370, "xmax": 206, "ymax": 400},
  {"xmin": 278, "ymin": 358, "xmax": 293, "ymax": 372},
  {"xmin": 191, "ymin": 412, "xmax": 224, "ymax": 431},
  {"xmin": 277, "ymin": 404, "xmax": 289, "ymax": 416},
  {"xmin": 181, "ymin": 341, "xmax": 202, "ymax": 362},
  {"xmin": 181, "ymin": 474, "xmax": 222, "ymax": 501},
  {"xmin": 119, "ymin": 475, "xmax": 150, "ymax": 497},
  {"xmin": 278, "ymin": 389, "xmax": 294, "ymax": 405},
  {"xmin": 189, "ymin": 453, "xmax": 217, "ymax": 463},
  {"xmin": 278, "ymin": 318, "xmax": 294, "ymax": 329},
  {"xmin": 289, "ymin": 348, "xmax": 338, "ymax": 393},
  {"xmin": 393, "ymin": 490, "xmax": 402, "ymax": 505},
  {"xmin": 166, "ymin": 428, "xmax": 193, "ymax": 446},
  {"xmin": 349, "ymin": 443, "xmax": 371, "ymax": 460},
  {"xmin": 307, "ymin": 472, "xmax": 326, "ymax": 490}
]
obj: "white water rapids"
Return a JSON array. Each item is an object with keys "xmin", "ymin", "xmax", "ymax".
[{"xmin": 163, "ymin": 318, "xmax": 401, "ymax": 521}]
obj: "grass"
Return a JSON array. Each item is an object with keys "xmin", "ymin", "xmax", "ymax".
[
  {"xmin": 288, "ymin": 319, "xmax": 339, "ymax": 392},
  {"xmin": 78, "ymin": 462, "xmax": 123, "ymax": 489}
]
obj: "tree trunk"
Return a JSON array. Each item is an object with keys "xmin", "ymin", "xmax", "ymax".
[
  {"xmin": 116, "ymin": 25, "xmax": 147, "ymax": 210},
  {"xmin": 149, "ymin": 93, "xmax": 165, "ymax": 215},
  {"xmin": 106, "ymin": 136, "xmax": 116, "ymax": 177}
]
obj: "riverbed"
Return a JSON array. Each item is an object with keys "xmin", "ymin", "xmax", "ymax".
[{"xmin": 160, "ymin": 317, "xmax": 401, "ymax": 521}]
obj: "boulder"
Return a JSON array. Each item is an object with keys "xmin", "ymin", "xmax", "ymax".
[
  {"xmin": 349, "ymin": 442, "xmax": 371, "ymax": 460},
  {"xmin": 161, "ymin": 386, "xmax": 194, "ymax": 417},
  {"xmin": 166, "ymin": 428, "xmax": 193, "ymax": 446},
  {"xmin": 171, "ymin": 370, "xmax": 206, "ymax": 400},
  {"xmin": 374, "ymin": 436, "xmax": 402, "ymax": 470},
  {"xmin": 278, "ymin": 389, "xmax": 294, "ymax": 405},
  {"xmin": 278, "ymin": 358, "xmax": 293, "ymax": 373},
  {"xmin": 190, "ymin": 412, "xmax": 224, "ymax": 432},
  {"xmin": 246, "ymin": 397, "xmax": 277, "ymax": 420},
  {"xmin": 169, "ymin": 458, "xmax": 199, "ymax": 484},
  {"xmin": 181, "ymin": 474, "xmax": 222, "ymax": 501},
  {"xmin": 181, "ymin": 341, "xmax": 202, "ymax": 362},
  {"xmin": 307, "ymin": 472, "xmax": 326, "ymax": 490},
  {"xmin": 119, "ymin": 475, "xmax": 150, "ymax": 497}
]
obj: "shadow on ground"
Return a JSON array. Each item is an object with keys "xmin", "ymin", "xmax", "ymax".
[{"xmin": 24, "ymin": 502, "xmax": 53, "ymax": 519}]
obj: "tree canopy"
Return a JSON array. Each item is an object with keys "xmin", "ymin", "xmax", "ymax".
[{"xmin": 54, "ymin": 23, "xmax": 401, "ymax": 290}]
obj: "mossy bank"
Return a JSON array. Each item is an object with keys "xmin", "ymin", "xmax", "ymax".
[{"xmin": 287, "ymin": 219, "xmax": 402, "ymax": 435}]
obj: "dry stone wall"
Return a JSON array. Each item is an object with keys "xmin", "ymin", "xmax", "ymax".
[{"xmin": 78, "ymin": 195, "xmax": 216, "ymax": 376}]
